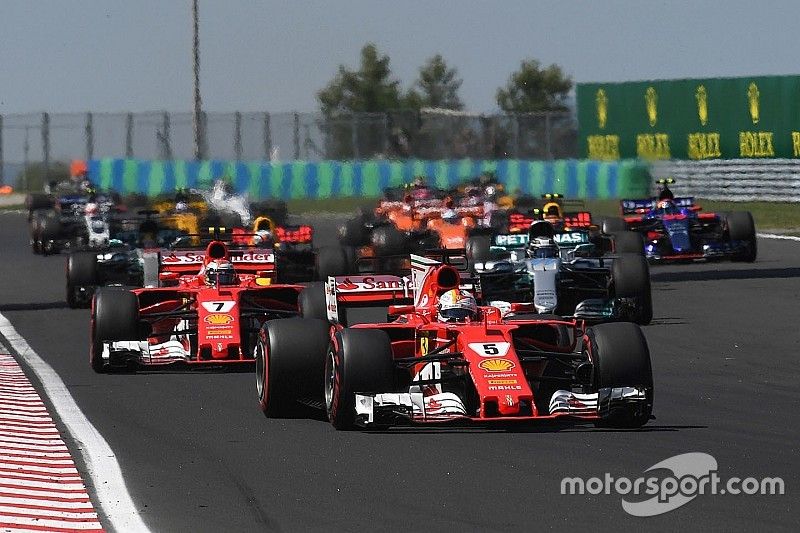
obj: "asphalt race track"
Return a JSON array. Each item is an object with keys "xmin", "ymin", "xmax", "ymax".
[{"xmin": 0, "ymin": 211, "xmax": 797, "ymax": 532}]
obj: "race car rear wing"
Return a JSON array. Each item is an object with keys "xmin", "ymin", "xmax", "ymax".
[
  {"xmin": 620, "ymin": 197, "xmax": 697, "ymax": 215},
  {"xmin": 325, "ymin": 254, "xmax": 478, "ymax": 323},
  {"xmin": 325, "ymin": 274, "xmax": 414, "ymax": 323}
]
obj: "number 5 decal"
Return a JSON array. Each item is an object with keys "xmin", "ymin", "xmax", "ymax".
[{"xmin": 468, "ymin": 342, "xmax": 510, "ymax": 357}]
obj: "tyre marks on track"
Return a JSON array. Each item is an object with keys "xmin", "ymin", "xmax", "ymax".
[{"xmin": 0, "ymin": 350, "xmax": 103, "ymax": 532}]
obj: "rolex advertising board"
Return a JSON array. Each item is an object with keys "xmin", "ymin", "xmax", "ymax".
[{"xmin": 576, "ymin": 75, "xmax": 800, "ymax": 160}]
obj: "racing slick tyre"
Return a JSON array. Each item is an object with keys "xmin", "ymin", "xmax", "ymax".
[
  {"xmin": 90, "ymin": 288, "xmax": 140, "ymax": 373},
  {"xmin": 339, "ymin": 217, "xmax": 368, "ymax": 247},
  {"xmin": 601, "ymin": 217, "xmax": 627, "ymax": 235},
  {"xmin": 584, "ymin": 322, "xmax": 653, "ymax": 428},
  {"xmin": 488, "ymin": 210, "xmax": 510, "ymax": 233},
  {"xmin": 325, "ymin": 328, "xmax": 394, "ymax": 430},
  {"xmin": 611, "ymin": 253, "xmax": 652, "ymax": 325},
  {"xmin": 39, "ymin": 215, "xmax": 61, "ymax": 255},
  {"xmin": 25, "ymin": 193, "xmax": 54, "ymax": 212},
  {"xmin": 466, "ymin": 235, "xmax": 492, "ymax": 268},
  {"xmin": 299, "ymin": 282, "xmax": 328, "ymax": 321},
  {"xmin": 250, "ymin": 200, "xmax": 288, "ymax": 226},
  {"xmin": 66, "ymin": 251, "xmax": 98, "ymax": 309},
  {"xmin": 316, "ymin": 246, "xmax": 352, "ymax": 280},
  {"xmin": 29, "ymin": 211, "xmax": 49, "ymax": 254},
  {"xmin": 612, "ymin": 231, "xmax": 644, "ymax": 255},
  {"xmin": 726, "ymin": 211, "xmax": 757, "ymax": 262},
  {"xmin": 371, "ymin": 225, "xmax": 407, "ymax": 256},
  {"xmin": 255, "ymin": 318, "xmax": 330, "ymax": 417}
]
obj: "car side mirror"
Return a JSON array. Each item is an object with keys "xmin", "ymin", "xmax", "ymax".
[
  {"xmin": 388, "ymin": 304, "xmax": 414, "ymax": 316},
  {"xmin": 159, "ymin": 271, "xmax": 179, "ymax": 281}
]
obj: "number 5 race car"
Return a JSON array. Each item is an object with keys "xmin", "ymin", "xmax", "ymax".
[
  {"xmin": 255, "ymin": 255, "xmax": 654, "ymax": 430},
  {"xmin": 89, "ymin": 239, "xmax": 319, "ymax": 372}
]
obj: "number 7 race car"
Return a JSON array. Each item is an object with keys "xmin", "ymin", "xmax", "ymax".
[
  {"xmin": 255, "ymin": 255, "xmax": 654, "ymax": 430},
  {"xmin": 88, "ymin": 239, "xmax": 318, "ymax": 373}
]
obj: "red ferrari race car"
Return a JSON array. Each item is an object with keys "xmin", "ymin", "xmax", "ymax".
[
  {"xmin": 89, "ymin": 239, "xmax": 319, "ymax": 373},
  {"xmin": 255, "ymin": 255, "xmax": 654, "ymax": 430}
]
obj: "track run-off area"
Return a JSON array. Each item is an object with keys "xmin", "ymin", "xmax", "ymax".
[{"xmin": 0, "ymin": 211, "xmax": 797, "ymax": 532}]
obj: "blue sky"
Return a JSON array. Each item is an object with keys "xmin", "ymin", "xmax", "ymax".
[{"xmin": 0, "ymin": 0, "xmax": 796, "ymax": 114}]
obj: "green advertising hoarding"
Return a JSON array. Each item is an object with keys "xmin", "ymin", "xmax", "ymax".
[{"xmin": 577, "ymin": 75, "xmax": 800, "ymax": 160}]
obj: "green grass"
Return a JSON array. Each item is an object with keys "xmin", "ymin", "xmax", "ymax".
[{"xmin": 288, "ymin": 197, "xmax": 800, "ymax": 230}]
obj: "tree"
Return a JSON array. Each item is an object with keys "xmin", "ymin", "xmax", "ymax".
[
  {"xmin": 318, "ymin": 43, "xmax": 402, "ymax": 116},
  {"xmin": 317, "ymin": 43, "xmax": 403, "ymax": 158},
  {"xmin": 407, "ymin": 54, "xmax": 464, "ymax": 110},
  {"xmin": 496, "ymin": 59, "xmax": 573, "ymax": 112}
]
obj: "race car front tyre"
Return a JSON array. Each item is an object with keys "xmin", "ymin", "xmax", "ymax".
[
  {"xmin": 256, "ymin": 318, "xmax": 330, "ymax": 417},
  {"xmin": 611, "ymin": 253, "xmax": 652, "ymax": 325},
  {"xmin": 726, "ymin": 211, "xmax": 757, "ymax": 262},
  {"xmin": 299, "ymin": 282, "xmax": 328, "ymax": 321},
  {"xmin": 39, "ymin": 216, "xmax": 61, "ymax": 255},
  {"xmin": 316, "ymin": 246, "xmax": 352, "ymax": 281},
  {"xmin": 326, "ymin": 328, "xmax": 394, "ymax": 430},
  {"xmin": 25, "ymin": 193, "xmax": 54, "ymax": 212},
  {"xmin": 466, "ymin": 235, "xmax": 492, "ymax": 268},
  {"xmin": 612, "ymin": 231, "xmax": 644, "ymax": 255},
  {"xmin": 585, "ymin": 322, "xmax": 653, "ymax": 428},
  {"xmin": 90, "ymin": 288, "xmax": 140, "ymax": 373},
  {"xmin": 66, "ymin": 252, "xmax": 98, "ymax": 309}
]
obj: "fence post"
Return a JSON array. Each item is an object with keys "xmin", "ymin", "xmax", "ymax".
[
  {"xmin": 544, "ymin": 112, "xmax": 552, "ymax": 160},
  {"xmin": 293, "ymin": 112, "xmax": 300, "ymax": 160},
  {"xmin": 0, "ymin": 115, "xmax": 4, "ymax": 185},
  {"xmin": 23, "ymin": 128, "xmax": 30, "ymax": 190},
  {"xmin": 513, "ymin": 113, "xmax": 520, "ymax": 158},
  {"xmin": 125, "ymin": 113, "xmax": 134, "ymax": 158},
  {"xmin": 351, "ymin": 114, "xmax": 360, "ymax": 160},
  {"xmin": 382, "ymin": 112, "xmax": 389, "ymax": 156},
  {"xmin": 234, "ymin": 111, "xmax": 242, "ymax": 161},
  {"xmin": 85, "ymin": 112, "xmax": 94, "ymax": 161},
  {"xmin": 160, "ymin": 111, "xmax": 172, "ymax": 160},
  {"xmin": 262, "ymin": 112, "xmax": 272, "ymax": 160},
  {"xmin": 41, "ymin": 113, "xmax": 50, "ymax": 178}
]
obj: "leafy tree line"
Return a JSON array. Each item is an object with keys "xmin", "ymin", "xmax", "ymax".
[{"xmin": 316, "ymin": 43, "xmax": 574, "ymax": 159}]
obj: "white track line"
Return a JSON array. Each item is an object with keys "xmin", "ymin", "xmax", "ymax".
[
  {"xmin": 0, "ymin": 313, "xmax": 151, "ymax": 533},
  {"xmin": 758, "ymin": 232, "xmax": 800, "ymax": 241}
]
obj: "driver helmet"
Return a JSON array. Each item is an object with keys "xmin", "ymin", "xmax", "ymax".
[
  {"xmin": 437, "ymin": 289, "xmax": 478, "ymax": 323},
  {"xmin": 528, "ymin": 236, "xmax": 559, "ymax": 259},
  {"xmin": 412, "ymin": 175, "xmax": 426, "ymax": 188},
  {"xmin": 205, "ymin": 260, "xmax": 237, "ymax": 286},
  {"xmin": 175, "ymin": 200, "xmax": 189, "ymax": 213}
]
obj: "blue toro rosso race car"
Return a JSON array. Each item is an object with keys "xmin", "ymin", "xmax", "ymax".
[{"xmin": 605, "ymin": 180, "xmax": 757, "ymax": 263}]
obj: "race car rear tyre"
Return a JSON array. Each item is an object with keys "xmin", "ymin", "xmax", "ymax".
[
  {"xmin": 316, "ymin": 246, "xmax": 352, "ymax": 280},
  {"xmin": 66, "ymin": 252, "xmax": 98, "ymax": 309},
  {"xmin": 585, "ymin": 322, "xmax": 653, "ymax": 428},
  {"xmin": 339, "ymin": 217, "xmax": 368, "ymax": 247},
  {"xmin": 612, "ymin": 231, "xmax": 644, "ymax": 255},
  {"xmin": 726, "ymin": 211, "xmax": 757, "ymax": 262},
  {"xmin": 601, "ymin": 217, "xmax": 627, "ymax": 235},
  {"xmin": 488, "ymin": 211, "xmax": 509, "ymax": 233},
  {"xmin": 466, "ymin": 235, "xmax": 492, "ymax": 268},
  {"xmin": 371, "ymin": 225, "xmax": 407, "ymax": 256},
  {"xmin": 250, "ymin": 200, "xmax": 288, "ymax": 226},
  {"xmin": 611, "ymin": 253, "xmax": 652, "ymax": 325},
  {"xmin": 326, "ymin": 328, "xmax": 394, "ymax": 430},
  {"xmin": 299, "ymin": 282, "xmax": 328, "ymax": 321},
  {"xmin": 256, "ymin": 318, "xmax": 330, "ymax": 417}
]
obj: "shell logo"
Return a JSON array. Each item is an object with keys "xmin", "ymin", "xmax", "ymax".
[
  {"xmin": 478, "ymin": 358, "xmax": 515, "ymax": 372},
  {"xmin": 205, "ymin": 314, "xmax": 234, "ymax": 325}
]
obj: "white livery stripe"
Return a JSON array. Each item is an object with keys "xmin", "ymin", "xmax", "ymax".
[{"xmin": 0, "ymin": 347, "xmax": 104, "ymax": 531}]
